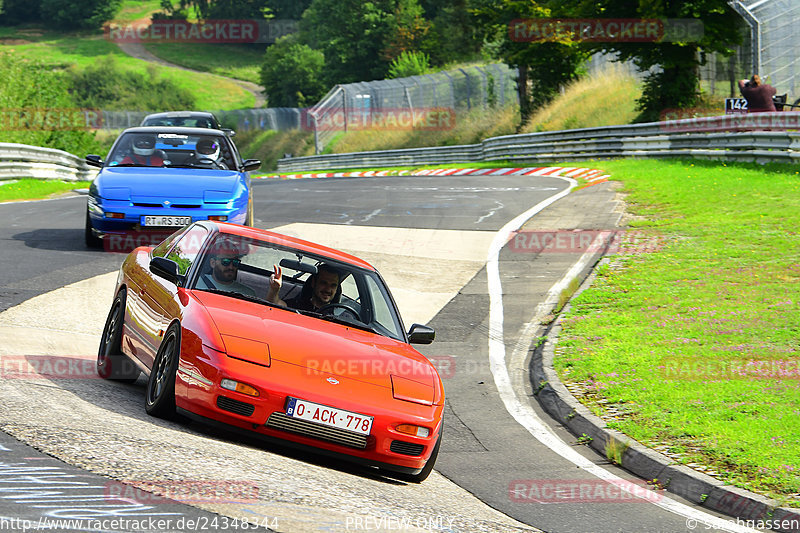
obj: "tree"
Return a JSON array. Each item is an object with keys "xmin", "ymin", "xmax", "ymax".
[
  {"xmin": 39, "ymin": 0, "xmax": 122, "ymax": 30},
  {"xmin": 472, "ymin": 0, "xmax": 588, "ymax": 127},
  {"xmin": 562, "ymin": 0, "xmax": 744, "ymax": 121},
  {"xmin": 419, "ymin": 0, "xmax": 482, "ymax": 66},
  {"xmin": 158, "ymin": 0, "xmax": 269, "ymax": 20},
  {"xmin": 300, "ymin": 0, "xmax": 423, "ymax": 85},
  {"xmin": 1, "ymin": 0, "xmax": 42, "ymax": 24},
  {"xmin": 260, "ymin": 35, "xmax": 327, "ymax": 107},
  {"xmin": 264, "ymin": 0, "xmax": 312, "ymax": 19},
  {"xmin": 383, "ymin": 0, "xmax": 431, "ymax": 61}
]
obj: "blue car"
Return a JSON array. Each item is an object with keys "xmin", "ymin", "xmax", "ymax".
[{"xmin": 84, "ymin": 127, "xmax": 260, "ymax": 249}]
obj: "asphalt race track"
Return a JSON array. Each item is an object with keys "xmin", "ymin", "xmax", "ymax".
[{"xmin": 0, "ymin": 174, "xmax": 757, "ymax": 532}]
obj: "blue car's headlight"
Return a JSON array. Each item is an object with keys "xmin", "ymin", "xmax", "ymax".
[
  {"xmin": 204, "ymin": 190, "xmax": 232, "ymax": 204},
  {"xmin": 102, "ymin": 187, "xmax": 131, "ymax": 201}
]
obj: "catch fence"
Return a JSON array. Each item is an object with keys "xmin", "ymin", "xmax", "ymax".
[{"xmin": 306, "ymin": 64, "xmax": 519, "ymax": 154}]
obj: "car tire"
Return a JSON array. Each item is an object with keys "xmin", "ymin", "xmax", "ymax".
[
  {"xmin": 97, "ymin": 289, "xmax": 140, "ymax": 383},
  {"xmin": 393, "ymin": 431, "xmax": 441, "ymax": 484},
  {"xmin": 145, "ymin": 323, "xmax": 181, "ymax": 418},
  {"xmin": 85, "ymin": 211, "xmax": 102, "ymax": 249}
]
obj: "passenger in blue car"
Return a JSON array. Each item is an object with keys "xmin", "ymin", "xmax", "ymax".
[{"xmin": 121, "ymin": 135, "xmax": 164, "ymax": 166}]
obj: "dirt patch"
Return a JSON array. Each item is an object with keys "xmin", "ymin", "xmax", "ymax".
[{"xmin": 0, "ymin": 39, "xmax": 32, "ymax": 45}]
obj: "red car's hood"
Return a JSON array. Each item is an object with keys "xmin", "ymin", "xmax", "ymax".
[{"xmin": 193, "ymin": 292, "xmax": 437, "ymax": 390}]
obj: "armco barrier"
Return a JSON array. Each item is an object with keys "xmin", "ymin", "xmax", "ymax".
[
  {"xmin": 278, "ymin": 112, "xmax": 800, "ymax": 172},
  {"xmin": 0, "ymin": 143, "xmax": 98, "ymax": 181}
]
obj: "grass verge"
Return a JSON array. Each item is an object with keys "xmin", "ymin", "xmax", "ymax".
[
  {"xmin": 327, "ymin": 105, "xmax": 520, "ymax": 154},
  {"xmin": 522, "ymin": 65, "xmax": 642, "ymax": 133},
  {"xmin": 0, "ymin": 179, "xmax": 90, "ymax": 202},
  {"xmin": 554, "ymin": 158, "xmax": 800, "ymax": 505},
  {"xmin": 0, "ymin": 29, "xmax": 253, "ymax": 110},
  {"xmin": 144, "ymin": 43, "xmax": 264, "ymax": 83}
]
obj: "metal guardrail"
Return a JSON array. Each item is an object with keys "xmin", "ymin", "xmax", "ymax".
[
  {"xmin": 0, "ymin": 143, "xmax": 98, "ymax": 182},
  {"xmin": 278, "ymin": 112, "xmax": 800, "ymax": 172}
]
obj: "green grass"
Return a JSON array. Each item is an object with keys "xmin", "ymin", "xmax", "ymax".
[
  {"xmin": 327, "ymin": 105, "xmax": 520, "ymax": 155},
  {"xmin": 0, "ymin": 29, "xmax": 253, "ymax": 110},
  {"xmin": 522, "ymin": 65, "xmax": 642, "ymax": 133},
  {"xmin": 0, "ymin": 179, "xmax": 91, "ymax": 202},
  {"xmin": 144, "ymin": 43, "xmax": 264, "ymax": 83},
  {"xmin": 554, "ymin": 158, "xmax": 800, "ymax": 504},
  {"xmin": 113, "ymin": 0, "xmax": 163, "ymax": 25}
]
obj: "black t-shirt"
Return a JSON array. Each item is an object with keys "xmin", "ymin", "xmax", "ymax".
[{"xmin": 285, "ymin": 294, "xmax": 318, "ymax": 312}]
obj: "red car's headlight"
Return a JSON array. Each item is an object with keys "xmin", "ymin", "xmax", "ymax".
[{"xmin": 391, "ymin": 375, "xmax": 434, "ymax": 406}]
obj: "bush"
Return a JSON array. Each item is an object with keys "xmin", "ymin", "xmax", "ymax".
[
  {"xmin": 234, "ymin": 129, "xmax": 315, "ymax": 171},
  {"xmin": 0, "ymin": 53, "xmax": 105, "ymax": 156},
  {"xmin": 67, "ymin": 55, "xmax": 195, "ymax": 111},
  {"xmin": 388, "ymin": 51, "xmax": 430, "ymax": 79},
  {"xmin": 39, "ymin": 0, "xmax": 121, "ymax": 30}
]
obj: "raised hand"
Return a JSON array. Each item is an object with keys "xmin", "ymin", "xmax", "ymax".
[{"xmin": 269, "ymin": 264, "xmax": 282, "ymax": 292}]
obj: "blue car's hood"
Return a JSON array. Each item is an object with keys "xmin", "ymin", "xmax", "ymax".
[{"xmin": 96, "ymin": 167, "xmax": 242, "ymax": 199}]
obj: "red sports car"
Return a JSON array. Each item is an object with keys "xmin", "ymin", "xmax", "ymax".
[{"xmin": 97, "ymin": 221, "xmax": 443, "ymax": 481}]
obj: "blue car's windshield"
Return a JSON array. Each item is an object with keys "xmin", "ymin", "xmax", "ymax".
[{"xmin": 107, "ymin": 132, "xmax": 231, "ymax": 170}]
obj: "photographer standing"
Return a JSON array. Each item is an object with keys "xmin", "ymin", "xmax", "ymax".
[{"xmin": 738, "ymin": 74, "xmax": 777, "ymax": 112}]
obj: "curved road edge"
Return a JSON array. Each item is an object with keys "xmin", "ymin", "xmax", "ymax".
[{"xmin": 529, "ymin": 219, "xmax": 800, "ymax": 533}]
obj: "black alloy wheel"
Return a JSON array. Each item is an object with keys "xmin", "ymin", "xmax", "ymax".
[
  {"xmin": 97, "ymin": 289, "xmax": 140, "ymax": 383},
  {"xmin": 145, "ymin": 323, "xmax": 181, "ymax": 418}
]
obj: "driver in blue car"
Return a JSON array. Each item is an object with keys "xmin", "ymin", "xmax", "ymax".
[
  {"xmin": 196, "ymin": 238, "xmax": 255, "ymax": 297},
  {"xmin": 266, "ymin": 263, "xmax": 341, "ymax": 312},
  {"xmin": 193, "ymin": 137, "xmax": 228, "ymax": 169}
]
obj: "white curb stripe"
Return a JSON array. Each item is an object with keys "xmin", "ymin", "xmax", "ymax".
[{"xmin": 486, "ymin": 178, "xmax": 758, "ymax": 533}]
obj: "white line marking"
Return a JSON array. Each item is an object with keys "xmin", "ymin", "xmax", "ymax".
[
  {"xmin": 362, "ymin": 209, "xmax": 382, "ymax": 222},
  {"xmin": 476, "ymin": 201, "xmax": 503, "ymax": 224},
  {"xmin": 486, "ymin": 177, "xmax": 757, "ymax": 533}
]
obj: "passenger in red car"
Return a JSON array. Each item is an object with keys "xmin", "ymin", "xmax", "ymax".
[{"xmin": 267, "ymin": 263, "xmax": 342, "ymax": 311}]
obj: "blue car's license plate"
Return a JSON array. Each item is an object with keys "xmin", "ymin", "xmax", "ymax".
[{"xmin": 141, "ymin": 216, "xmax": 191, "ymax": 227}]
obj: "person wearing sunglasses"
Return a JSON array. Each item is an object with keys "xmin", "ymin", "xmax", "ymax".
[{"xmin": 196, "ymin": 238, "xmax": 255, "ymax": 297}]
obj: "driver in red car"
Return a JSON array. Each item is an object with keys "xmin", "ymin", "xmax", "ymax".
[
  {"xmin": 267, "ymin": 263, "xmax": 341, "ymax": 312},
  {"xmin": 121, "ymin": 134, "xmax": 164, "ymax": 166}
]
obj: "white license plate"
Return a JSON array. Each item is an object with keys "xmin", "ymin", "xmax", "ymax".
[
  {"xmin": 285, "ymin": 397, "xmax": 373, "ymax": 436},
  {"xmin": 141, "ymin": 216, "xmax": 191, "ymax": 227}
]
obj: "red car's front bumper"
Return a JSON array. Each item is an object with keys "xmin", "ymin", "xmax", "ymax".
[{"xmin": 174, "ymin": 342, "xmax": 443, "ymax": 474}]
